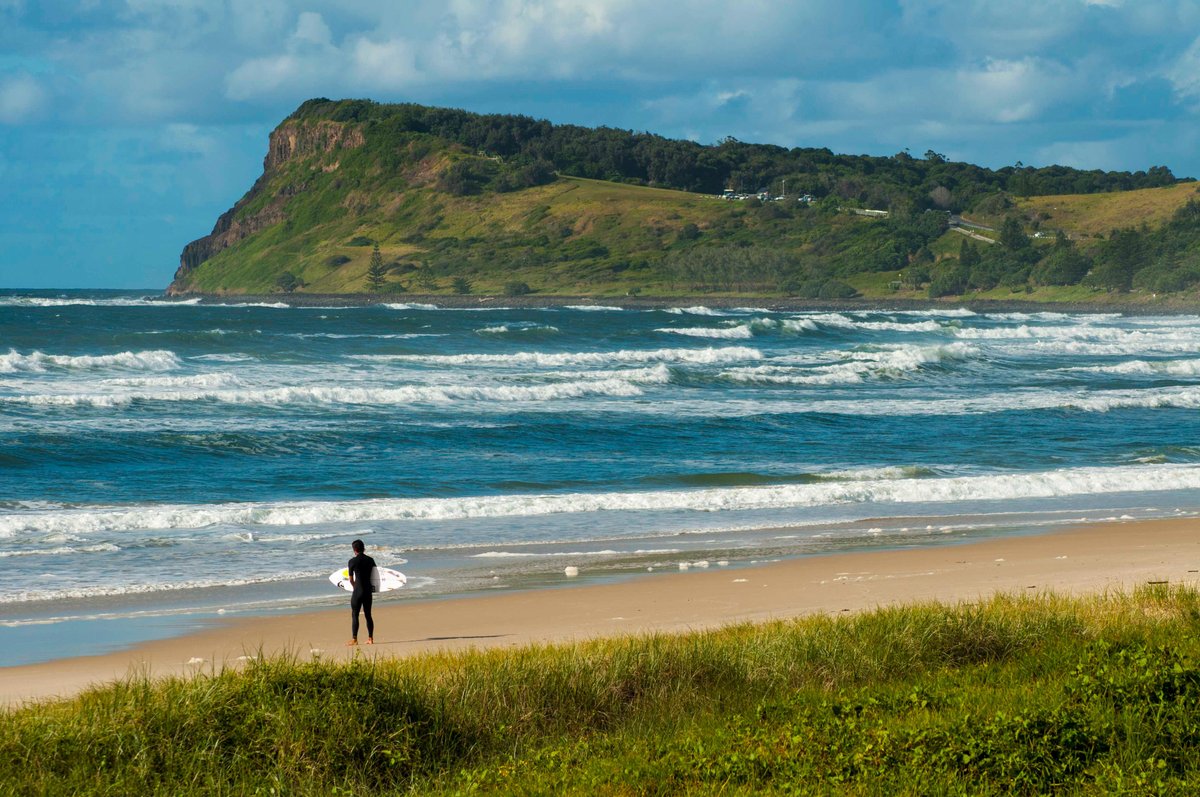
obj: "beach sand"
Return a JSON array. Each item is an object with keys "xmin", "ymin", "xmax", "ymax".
[{"xmin": 4, "ymin": 517, "xmax": 1198, "ymax": 707}]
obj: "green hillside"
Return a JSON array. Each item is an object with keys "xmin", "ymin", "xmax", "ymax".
[{"xmin": 169, "ymin": 99, "xmax": 1200, "ymax": 302}]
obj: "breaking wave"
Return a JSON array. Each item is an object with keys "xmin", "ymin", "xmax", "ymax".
[
  {"xmin": 5, "ymin": 463, "xmax": 1199, "ymax": 537},
  {"xmin": 350, "ymin": 346, "xmax": 763, "ymax": 368},
  {"xmin": 657, "ymin": 325, "xmax": 755, "ymax": 339},
  {"xmin": 1, "ymin": 349, "xmax": 182, "ymax": 373},
  {"xmin": 4, "ymin": 377, "xmax": 649, "ymax": 409},
  {"xmin": 724, "ymin": 343, "xmax": 979, "ymax": 385}
]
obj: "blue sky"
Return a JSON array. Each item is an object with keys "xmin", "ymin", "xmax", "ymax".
[{"xmin": 3, "ymin": 0, "xmax": 1200, "ymax": 288}]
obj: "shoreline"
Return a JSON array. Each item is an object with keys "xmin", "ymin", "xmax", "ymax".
[
  {"xmin": 154, "ymin": 291, "xmax": 1200, "ymax": 315},
  {"xmin": 4, "ymin": 516, "xmax": 1198, "ymax": 708}
]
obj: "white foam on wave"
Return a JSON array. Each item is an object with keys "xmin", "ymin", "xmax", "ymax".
[
  {"xmin": 722, "ymin": 363, "xmax": 869, "ymax": 385},
  {"xmin": 657, "ymin": 325, "xmax": 755, "ymax": 339},
  {"xmin": 476, "ymin": 323, "xmax": 560, "ymax": 334},
  {"xmin": 472, "ymin": 548, "xmax": 681, "ymax": 558},
  {"xmin": 0, "ymin": 570, "xmax": 326, "ymax": 604},
  {"xmin": 658, "ymin": 317, "xmax": 813, "ymax": 339},
  {"xmin": 726, "ymin": 343, "xmax": 978, "ymax": 385},
  {"xmin": 0, "ymin": 543, "xmax": 120, "ymax": 558},
  {"xmin": 3, "ymin": 376, "xmax": 648, "ymax": 409},
  {"xmin": 820, "ymin": 465, "xmax": 936, "ymax": 481},
  {"xmin": 1012, "ymin": 339, "xmax": 1200, "ymax": 357},
  {"xmin": 735, "ymin": 384, "xmax": 1200, "ymax": 417},
  {"xmin": 780, "ymin": 318, "xmax": 819, "ymax": 333},
  {"xmin": 99, "ymin": 373, "xmax": 241, "ymax": 389},
  {"xmin": 564, "ymin": 305, "xmax": 623, "ymax": 312},
  {"xmin": 797, "ymin": 313, "xmax": 950, "ymax": 334},
  {"xmin": 288, "ymin": 332, "xmax": 445, "ymax": 340},
  {"xmin": 665, "ymin": 306, "xmax": 730, "ymax": 316},
  {"xmin": 892, "ymin": 308, "xmax": 978, "ymax": 318},
  {"xmin": 384, "ymin": 303, "xmax": 441, "ymax": 311},
  {"xmin": 1, "ymin": 349, "xmax": 181, "ymax": 373},
  {"xmin": 193, "ymin": 353, "xmax": 255, "ymax": 362},
  {"xmin": 6, "ymin": 463, "xmax": 1200, "ymax": 537},
  {"xmin": 553, "ymin": 364, "xmax": 673, "ymax": 385},
  {"xmin": 0, "ymin": 296, "xmax": 199, "ymax": 308},
  {"xmin": 952, "ymin": 323, "xmax": 1200, "ymax": 352},
  {"xmin": 1061, "ymin": 359, "xmax": 1200, "ymax": 377},
  {"xmin": 350, "ymin": 346, "xmax": 762, "ymax": 368}
]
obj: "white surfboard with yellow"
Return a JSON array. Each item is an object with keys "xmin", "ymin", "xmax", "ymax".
[{"xmin": 328, "ymin": 566, "xmax": 407, "ymax": 593}]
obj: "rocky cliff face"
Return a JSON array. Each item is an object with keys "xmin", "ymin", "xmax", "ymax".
[{"xmin": 169, "ymin": 120, "xmax": 365, "ymax": 294}]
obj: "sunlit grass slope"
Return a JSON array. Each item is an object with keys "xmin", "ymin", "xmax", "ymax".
[
  {"xmin": 181, "ymin": 175, "xmax": 768, "ymax": 297},
  {"xmin": 5, "ymin": 587, "xmax": 1200, "ymax": 794},
  {"xmin": 1017, "ymin": 182, "xmax": 1200, "ymax": 239}
]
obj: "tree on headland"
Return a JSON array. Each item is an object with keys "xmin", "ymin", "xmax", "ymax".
[
  {"xmin": 1032, "ymin": 233, "xmax": 1091, "ymax": 286},
  {"xmin": 958, "ymin": 239, "xmax": 981, "ymax": 270},
  {"xmin": 452, "ymin": 276, "xmax": 473, "ymax": 294},
  {"xmin": 1090, "ymin": 228, "xmax": 1148, "ymax": 292},
  {"xmin": 365, "ymin": 244, "xmax": 387, "ymax": 291},
  {"xmin": 416, "ymin": 269, "xmax": 438, "ymax": 292},
  {"xmin": 275, "ymin": 272, "xmax": 302, "ymax": 293},
  {"xmin": 999, "ymin": 216, "xmax": 1030, "ymax": 251}
]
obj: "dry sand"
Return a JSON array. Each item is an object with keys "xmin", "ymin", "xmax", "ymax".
[{"xmin": 3, "ymin": 517, "xmax": 1199, "ymax": 707}]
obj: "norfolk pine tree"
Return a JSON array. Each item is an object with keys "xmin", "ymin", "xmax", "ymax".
[{"xmin": 365, "ymin": 244, "xmax": 387, "ymax": 291}]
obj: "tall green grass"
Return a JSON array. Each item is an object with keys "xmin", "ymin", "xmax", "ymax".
[{"xmin": 4, "ymin": 587, "xmax": 1200, "ymax": 794}]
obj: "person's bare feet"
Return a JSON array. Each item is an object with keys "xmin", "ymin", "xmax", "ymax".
[
  {"xmin": 366, "ymin": 638, "xmax": 374, "ymax": 645},
  {"xmin": 346, "ymin": 639, "xmax": 358, "ymax": 646}
]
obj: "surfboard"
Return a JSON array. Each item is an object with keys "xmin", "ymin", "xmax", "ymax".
[{"xmin": 328, "ymin": 566, "xmax": 407, "ymax": 593}]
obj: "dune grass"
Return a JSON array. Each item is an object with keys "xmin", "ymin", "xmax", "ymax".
[{"xmin": 4, "ymin": 587, "xmax": 1200, "ymax": 794}]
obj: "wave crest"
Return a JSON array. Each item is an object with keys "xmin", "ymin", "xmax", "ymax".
[{"xmin": 1, "ymin": 349, "xmax": 182, "ymax": 373}]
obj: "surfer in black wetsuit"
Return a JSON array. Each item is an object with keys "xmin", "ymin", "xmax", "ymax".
[{"xmin": 347, "ymin": 539, "xmax": 377, "ymax": 645}]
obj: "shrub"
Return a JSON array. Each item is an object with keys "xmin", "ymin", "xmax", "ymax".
[
  {"xmin": 503, "ymin": 281, "xmax": 532, "ymax": 296},
  {"xmin": 928, "ymin": 265, "xmax": 968, "ymax": 298},
  {"xmin": 817, "ymin": 279, "xmax": 859, "ymax": 299},
  {"xmin": 274, "ymin": 272, "xmax": 302, "ymax": 293}
]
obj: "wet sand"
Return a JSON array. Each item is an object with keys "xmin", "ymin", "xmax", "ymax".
[{"xmin": 3, "ymin": 517, "xmax": 1198, "ymax": 707}]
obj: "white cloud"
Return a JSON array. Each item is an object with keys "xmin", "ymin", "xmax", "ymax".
[
  {"xmin": 1, "ymin": 0, "xmax": 1198, "ymax": 171},
  {"xmin": 349, "ymin": 37, "xmax": 420, "ymax": 89},
  {"xmin": 227, "ymin": 0, "xmax": 292, "ymax": 46},
  {"xmin": 225, "ymin": 11, "xmax": 342, "ymax": 101},
  {"xmin": 293, "ymin": 11, "xmax": 333, "ymax": 48},
  {"xmin": 956, "ymin": 58, "xmax": 1073, "ymax": 124},
  {"xmin": 1166, "ymin": 35, "xmax": 1200, "ymax": 102},
  {"xmin": 0, "ymin": 72, "xmax": 47, "ymax": 124}
]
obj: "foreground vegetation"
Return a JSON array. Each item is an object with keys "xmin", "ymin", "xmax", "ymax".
[
  {"xmin": 169, "ymin": 99, "xmax": 1200, "ymax": 303},
  {"xmin": 5, "ymin": 586, "xmax": 1200, "ymax": 794}
]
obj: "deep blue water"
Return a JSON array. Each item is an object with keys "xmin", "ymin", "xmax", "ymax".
[{"xmin": 4, "ymin": 290, "xmax": 1200, "ymax": 664}]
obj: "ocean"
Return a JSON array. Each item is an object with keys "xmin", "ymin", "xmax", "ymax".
[{"xmin": 4, "ymin": 289, "xmax": 1200, "ymax": 666}]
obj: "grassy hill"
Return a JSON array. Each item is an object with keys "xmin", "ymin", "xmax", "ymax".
[
  {"xmin": 169, "ymin": 100, "xmax": 1200, "ymax": 303},
  {"xmin": 1016, "ymin": 182, "xmax": 1200, "ymax": 238}
]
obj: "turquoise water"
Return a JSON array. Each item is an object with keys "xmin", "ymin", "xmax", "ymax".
[{"xmin": 4, "ymin": 290, "xmax": 1200, "ymax": 665}]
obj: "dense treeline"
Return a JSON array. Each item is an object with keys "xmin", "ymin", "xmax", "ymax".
[
  {"xmin": 919, "ymin": 199, "xmax": 1200, "ymax": 297},
  {"xmin": 289, "ymin": 98, "xmax": 1185, "ymax": 216}
]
